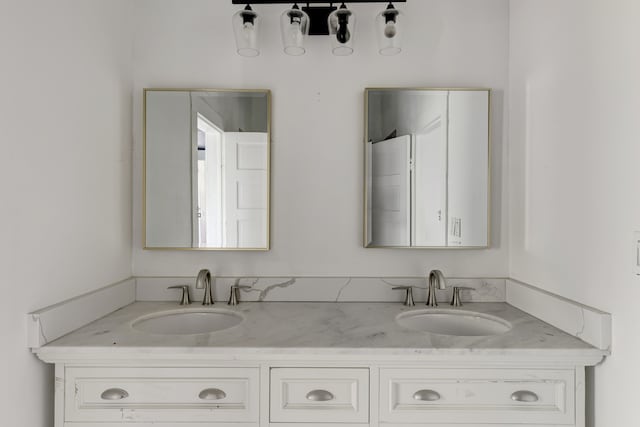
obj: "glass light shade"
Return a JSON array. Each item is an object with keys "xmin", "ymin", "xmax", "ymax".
[
  {"xmin": 232, "ymin": 6, "xmax": 260, "ymax": 57},
  {"xmin": 328, "ymin": 6, "xmax": 356, "ymax": 56},
  {"xmin": 376, "ymin": 6, "xmax": 403, "ymax": 55},
  {"xmin": 280, "ymin": 6, "xmax": 310, "ymax": 56}
]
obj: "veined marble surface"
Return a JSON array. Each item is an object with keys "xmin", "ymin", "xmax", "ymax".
[
  {"xmin": 35, "ymin": 301, "xmax": 605, "ymax": 364},
  {"xmin": 136, "ymin": 276, "xmax": 506, "ymax": 303}
]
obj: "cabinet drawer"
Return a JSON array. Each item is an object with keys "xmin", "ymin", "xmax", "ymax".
[
  {"xmin": 380, "ymin": 368, "xmax": 574, "ymax": 425},
  {"xmin": 270, "ymin": 368, "xmax": 369, "ymax": 423},
  {"xmin": 65, "ymin": 366, "xmax": 259, "ymax": 423}
]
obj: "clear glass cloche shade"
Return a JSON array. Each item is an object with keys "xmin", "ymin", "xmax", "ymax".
[
  {"xmin": 328, "ymin": 5, "xmax": 356, "ymax": 56},
  {"xmin": 280, "ymin": 6, "xmax": 309, "ymax": 56},
  {"xmin": 376, "ymin": 5, "xmax": 403, "ymax": 55},
  {"xmin": 232, "ymin": 6, "xmax": 260, "ymax": 57}
]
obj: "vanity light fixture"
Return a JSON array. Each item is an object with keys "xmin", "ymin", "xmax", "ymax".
[
  {"xmin": 232, "ymin": 4, "xmax": 261, "ymax": 57},
  {"xmin": 376, "ymin": 2, "xmax": 403, "ymax": 55},
  {"xmin": 328, "ymin": 3, "xmax": 356, "ymax": 56},
  {"xmin": 280, "ymin": 4, "xmax": 310, "ymax": 55},
  {"xmin": 231, "ymin": 0, "xmax": 406, "ymax": 57}
]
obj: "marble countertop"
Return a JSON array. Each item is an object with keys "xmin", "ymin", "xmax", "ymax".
[{"xmin": 34, "ymin": 302, "xmax": 606, "ymax": 364}]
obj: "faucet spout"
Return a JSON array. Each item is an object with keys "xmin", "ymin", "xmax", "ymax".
[
  {"xmin": 195, "ymin": 269, "xmax": 213, "ymax": 305},
  {"xmin": 425, "ymin": 269, "xmax": 446, "ymax": 307}
]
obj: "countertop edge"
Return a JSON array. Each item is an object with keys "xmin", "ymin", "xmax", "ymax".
[{"xmin": 34, "ymin": 346, "xmax": 607, "ymax": 367}]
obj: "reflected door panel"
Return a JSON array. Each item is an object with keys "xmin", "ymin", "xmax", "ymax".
[
  {"xmin": 370, "ymin": 135, "xmax": 411, "ymax": 246},
  {"xmin": 223, "ymin": 132, "xmax": 268, "ymax": 248},
  {"xmin": 194, "ymin": 116, "xmax": 223, "ymax": 247}
]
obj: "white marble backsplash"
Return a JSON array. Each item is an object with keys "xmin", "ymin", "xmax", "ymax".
[
  {"xmin": 135, "ymin": 276, "xmax": 506, "ymax": 304},
  {"xmin": 506, "ymin": 279, "xmax": 611, "ymax": 351},
  {"xmin": 27, "ymin": 278, "xmax": 136, "ymax": 348}
]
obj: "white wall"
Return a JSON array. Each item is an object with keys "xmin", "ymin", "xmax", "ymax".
[
  {"xmin": 0, "ymin": 1, "xmax": 133, "ymax": 426},
  {"xmin": 132, "ymin": 0, "xmax": 510, "ymax": 277},
  {"xmin": 508, "ymin": 0, "xmax": 640, "ymax": 425}
]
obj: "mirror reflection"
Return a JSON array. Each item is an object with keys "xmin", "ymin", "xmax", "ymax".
[
  {"xmin": 365, "ymin": 88, "xmax": 489, "ymax": 248},
  {"xmin": 144, "ymin": 89, "xmax": 270, "ymax": 250}
]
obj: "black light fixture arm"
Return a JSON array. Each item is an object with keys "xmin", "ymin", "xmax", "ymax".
[
  {"xmin": 232, "ymin": 1, "xmax": 405, "ymax": 4},
  {"xmin": 231, "ymin": 0, "xmax": 406, "ymax": 54}
]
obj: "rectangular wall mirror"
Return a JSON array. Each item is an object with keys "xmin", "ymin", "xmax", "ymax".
[
  {"xmin": 144, "ymin": 89, "xmax": 270, "ymax": 250},
  {"xmin": 364, "ymin": 88, "xmax": 490, "ymax": 248}
]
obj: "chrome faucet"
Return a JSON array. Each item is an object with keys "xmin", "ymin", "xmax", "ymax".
[
  {"xmin": 425, "ymin": 270, "xmax": 446, "ymax": 307},
  {"xmin": 195, "ymin": 269, "xmax": 213, "ymax": 305}
]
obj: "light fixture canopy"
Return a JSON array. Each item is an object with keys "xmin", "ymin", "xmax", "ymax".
[
  {"xmin": 232, "ymin": 4, "xmax": 261, "ymax": 57},
  {"xmin": 280, "ymin": 4, "xmax": 310, "ymax": 55},
  {"xmin": 376, "ymin": 2, "xmax": 403, "ymax": 55},
  {"xmin": 231, "ymin": 1, "xmax": 406, "ymax": 57}
]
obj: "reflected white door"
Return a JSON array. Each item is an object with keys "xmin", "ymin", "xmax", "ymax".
[
  {"xmin": 413, "ymin": 118, "xmax": 448, "ymax": 246},
  {"xmin": 370, "ymin": 135, "xmax": 411, "ymax": 246},
  {"xmin": 223, "ymin": 132, "xmax": 268, "ymax": 248},
  {"xmin": 193, "ymin": 116, "xmax": 223, "ymax": 248}
]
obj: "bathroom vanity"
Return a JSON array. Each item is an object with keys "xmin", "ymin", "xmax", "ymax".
[{"xmin": 34, "ymin": 302, "xmax": 606, "ymax": 427}]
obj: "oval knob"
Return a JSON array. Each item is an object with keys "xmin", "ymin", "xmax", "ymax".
[
  {"xmin": 306, "ymin": 389, "xmax": 334, "ymax": 402},
  {"xmin": 511, "ymin": 390, "xmax": 539, "ymax": 402},
  {"xmin": 198, "ymin": 388, "xmax": 227, "ymax": 400},
  {"xmin": 100, "ymin": 388, "xmax": 129, "ymax": 400},
  {"xmin": 413, "ymin": 389, "xmax": 441, "ymax": 401}
]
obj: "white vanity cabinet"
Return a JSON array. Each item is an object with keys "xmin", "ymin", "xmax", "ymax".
[
  {"xmin": 52, "ymin": 361, "xmax": 587, "ymax": 427},
  {"xmin": 36, "ymin": 302, "xmax": 604, "ymax": 427}
]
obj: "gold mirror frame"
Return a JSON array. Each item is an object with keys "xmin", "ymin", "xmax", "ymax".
[
  {"xmin": 363, "ymin": 87, "xmax": 491, "ymax": 249},
  {"xmin": 143, "ymin": 88, "xmax": 271, "ymax": 251}
]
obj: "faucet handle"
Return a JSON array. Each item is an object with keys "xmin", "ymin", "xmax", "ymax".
[
  {"xmin": 167, "ymin": 285, "xmax": 191, "ymax": 305},
  {"xmin": 227, "ymin": 285, "xmax": 251, "ymax": 306},
  {"xmin": 450, "ymin": 286, "xmax": 474, "ymax": 307},
  {"xmin": 392, "ymin": 286, "xmax": 415, "ymax": 306}
]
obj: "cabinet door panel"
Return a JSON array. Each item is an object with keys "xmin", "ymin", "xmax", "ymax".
[
  {"xmin": 65, "ymin": 366, "xmax": 259, "ymax": 423},
  {"xmin": 380, "ymin": 368, "xmax": 574, "ymax": 425},
  {"xmin": 270, "ymin": 368, "xmax": 369, "ymax": 423}
]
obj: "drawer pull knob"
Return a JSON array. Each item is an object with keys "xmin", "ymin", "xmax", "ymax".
[
  {"xmin": 199, "ymin": 388, "xmax": 227, "ymax": 400},
  {"xmin": 306, "ymin": 389, "xmax": 334, "ymax": 401},
  {"xmin": 511, "ymin": 390, "xmax": 539, "ymax": 402},
  {"xmin": 413, "ymin": 389, "xmax": 441, "ymax": 401},
  {"xmin": 100, "ymin": 388, "xmax": 129, "ymax": 400}
]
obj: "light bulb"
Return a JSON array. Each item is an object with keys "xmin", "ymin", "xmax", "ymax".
[
  {"xmin": 337, "ymin": 24, "xmax": 351, "ymax": 44},
  {"xmin": 242, "ymin": 21, "xmax": 256, "ymax": 43},
  {"xmin": 384, "ymin": 21, "xmax": 397, "ymax": 38},
  {"xmin": 289, "ymin": 21, "xmax": 303, "ymax": 45}
]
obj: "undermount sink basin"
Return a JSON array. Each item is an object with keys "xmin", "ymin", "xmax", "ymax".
[
  {"xmin": 396, "ymin": 309, "xmax": 512, "ymax": 336},
  {"xmin": 132, "ymin": 309, "xmax": 243, "ymax": 335}
]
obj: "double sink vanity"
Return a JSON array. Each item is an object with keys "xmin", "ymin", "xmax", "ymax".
[
  {"xmin": 34, "ymin": 276, "xmax": 606, "ymax": 427},
  {"xmin": 31, "ymin": 87, "xmax": 607, "ymax": 426}
]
